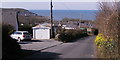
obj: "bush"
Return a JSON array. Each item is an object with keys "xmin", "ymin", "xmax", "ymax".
[
  {"xmin": 2, "ymin": 23, "xmax": 15, "ymax": 35},
  {"xmin": 2, "ymin": 23, "xmax": 22, "ymax": 58},
  {"xmin": 95, "ymin": 1, "xmax": 120, "ymax": 58},
  {"xmin": 95, "ymin": 33, "xmax": 117, "ymax": 58},
  {"xmin": 94, "ymin": 29, "xmax": 98, "ymax": 35},
  {"xmin": 19, "ymin": 24, "xmax": 33, "ymax": 34},
  {"xmin": 95, "ymin": 33, "xmax": 115, "ymax": 49},
  {"xmin": 56, "ymin": 29, "xmax": 88, "ymax": 42}
]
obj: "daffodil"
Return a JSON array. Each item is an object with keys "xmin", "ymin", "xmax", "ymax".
[{"xmin": 94, "ymin": 33, "xmax": 114, "ymax": 49}]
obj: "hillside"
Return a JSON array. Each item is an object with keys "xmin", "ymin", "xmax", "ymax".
[{"xmin": 2, "ymin": 8, "xmax": 50, "ymax": 25}]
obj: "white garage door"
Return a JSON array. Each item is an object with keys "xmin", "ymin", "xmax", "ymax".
[{"xmin": 35, "ymin": 28, "xmax": 50, "ymax": 39}]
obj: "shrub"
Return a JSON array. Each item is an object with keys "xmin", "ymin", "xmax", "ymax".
[
  {"xmin": 2, "ymin": 23, "xmax": 21, "ymax": 58},
  {"xmin": 95, "ymin": 33, "xmax": 115, "ymax": 49},
  {"xmin": 94, "ymin": 29, "xmax": 98, "ymax": 35},
  {"xmin": 19, "ymin": 24, "xmax": 33, "ymax": 34},
  {"xmin": 2, "ymin": 23, "xmax": 15, "ymax": 35},
  {"xmin": 56, "ymin": 29, "xmax": 88, "ymax": 42},
  {"xmin": 95, "ymin": 1, "xmax": 120, "ymax": 58},
  {"xmin": 95, "ymin": 33, "xmax": 117, "ymax": 58}
]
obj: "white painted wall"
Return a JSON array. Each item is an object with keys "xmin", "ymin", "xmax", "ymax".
[{"xmin": 33, "ymin": 28, "xmax": 50, "ymax": 39}]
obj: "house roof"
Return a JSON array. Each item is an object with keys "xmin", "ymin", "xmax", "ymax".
[{"xmin": 32, "ymin": 23, "xmax": 51, "ymax": 29}]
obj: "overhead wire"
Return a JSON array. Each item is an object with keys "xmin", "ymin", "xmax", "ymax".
[{"xmin": 53, "ymin": 0, "xmax": 84, "ymax": 20}]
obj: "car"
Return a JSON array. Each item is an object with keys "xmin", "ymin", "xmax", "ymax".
[{"xmin": 10, "ymin": 31, "xmax": 32, "ymax": 42}]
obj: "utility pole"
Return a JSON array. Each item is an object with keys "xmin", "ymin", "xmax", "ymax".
[
  {"xmin": 16, "ymin": 11, "xmax": 20, "ymax": 31},
  {"xmin": 50, "ymin": 0, "xmax": 55, "ymax": 38}
]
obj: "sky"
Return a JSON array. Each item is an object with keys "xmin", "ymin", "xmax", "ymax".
[
  {"xmin": 2, "ymin": 2, "xmax": 99, "ymax": 10},
  {"xmin": 2, "ymin": 0, "xmax": 119, "ymax": 2},
  {"xmin": 1, "ymin": 0, "xmax": 100, "ymax": 2},
  {"xmin": 1, "ymin": 0, "xmax": 120, "ymax": 10}
]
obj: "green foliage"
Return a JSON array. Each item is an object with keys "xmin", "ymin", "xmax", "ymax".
[
  {"xmin": 95, "ymin": 33, "xmax": 115, "ymax": 49},
  {"xmin": 2, "ymin": 23, "xmax": 22, "ymax": 58},
  {"xmin": 61, "ymin": 17, "xmax": 81, "ymax": 22},
  {"xmin": 94, "ymin": 29, "xmax": 98, "ymax": 35},
  {"xmin": 19, "ymin": 15, "xmax": 50, "ymax": 25},
  {"xmin": 95, "ymin": 1, "xmax": 120, "ymax": 58},
  {"xmin": 61, "ymin": 17, "xmax": 95, "ymax": 23},
  {"xmin": 95, "ymin": 33, "xmax": 117, "ymax": 58},
  {"xmin": 19, "ymin": 24, "xmax": 33, "ymax": 34},
  {"xmin": 56, "ymin": 29, "xmax": 88, "ymax": 42},
  {"xmin": 2, "ymin": 23, "xmax": 15, "ymax": 35}
]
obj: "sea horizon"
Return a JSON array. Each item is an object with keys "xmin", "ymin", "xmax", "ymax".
[{"xmin": 29, "ymin": 10, "xmax": 99, "ymax": 21}]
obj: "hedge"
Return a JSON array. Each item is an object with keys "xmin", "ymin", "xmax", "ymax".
[
  {"xmin": 55, "ymin": 29, "xmax": 88, "ymax": 42},
  {"xmin": 2, "ymin": 23, "xmax": 22, "ymax": 58}
]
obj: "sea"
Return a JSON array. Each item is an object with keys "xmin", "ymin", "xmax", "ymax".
[{"xmin": 29, "ymin": 10, "xmax": 98, "ymax": 21}]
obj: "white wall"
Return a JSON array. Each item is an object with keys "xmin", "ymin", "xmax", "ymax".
[{"xmin": 33, "ymin": 28, "xmax": 50, "ymax": 39}]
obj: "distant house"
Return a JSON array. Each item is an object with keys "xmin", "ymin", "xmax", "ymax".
[
  {"xmin": 62, "ymin": 24, "xmax": 78, "ymax": 29},
  {"xmin": 2, "ymin": 9, "xmax": 18, "ymax": 31},
  {"xmin": 87, "ymin": 28, "xmax": 97, "ymax": 35},
  {"xmin": 78, "ymin": 22, "xmax": 96, "ymax": 29},
  {"xmin": 62, "ymin": 25, "xmax": 75, "ymax": 29}
]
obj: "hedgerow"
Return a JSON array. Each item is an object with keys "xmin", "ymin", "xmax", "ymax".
[
  {"xmin": 95, "ymin": 1, "xmax": 120, "ymax": 58},
  {"xmin": 55, "ymin": 29, "xmax": 88, "ymax": 42}
]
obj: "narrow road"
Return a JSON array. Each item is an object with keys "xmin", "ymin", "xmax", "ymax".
[{"xmin": 25, "ymin": 36, "xmax": 96, "ymax": 58}]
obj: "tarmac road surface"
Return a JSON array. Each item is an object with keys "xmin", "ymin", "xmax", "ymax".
[{"xmin": 25, "ymin": 36, "xmax": 96, "ymax": 58}]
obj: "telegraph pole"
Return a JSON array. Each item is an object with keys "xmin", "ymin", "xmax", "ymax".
[
  {"xmin": 16, "ymin": 11, "xmax": 20, "ymax": 31},
  {"xmin": 50, "ymin": 0, "xmax": 54, "ymax": 38}
]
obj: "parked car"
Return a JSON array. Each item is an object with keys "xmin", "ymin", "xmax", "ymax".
[{"xmin": 10, "ymin": 31, "xmax": 32, "ymax": 42}]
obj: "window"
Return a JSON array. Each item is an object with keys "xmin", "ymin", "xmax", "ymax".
[
  {"xmin": 14, "ymin": 32, "xmax": 22, "ymax": 34},
  {"xmin": 23, "ymin": 32, "xmax": 30, "ymax": 35}
]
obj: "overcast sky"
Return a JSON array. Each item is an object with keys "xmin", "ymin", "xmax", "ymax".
[
  {"xmin": 2, "ymin": 0, "xmax": 119, "ymax": 2},
  {"xmin": 2, "ymin": 0, "xmax": 100, "ymax": 2},
  {"xmin": 1, "ymin": 0, "xmax": 119, "ymax": 10},
  {"xmin": 2, "ymin": 2, "xmax": 99, "ymax": 10}
]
